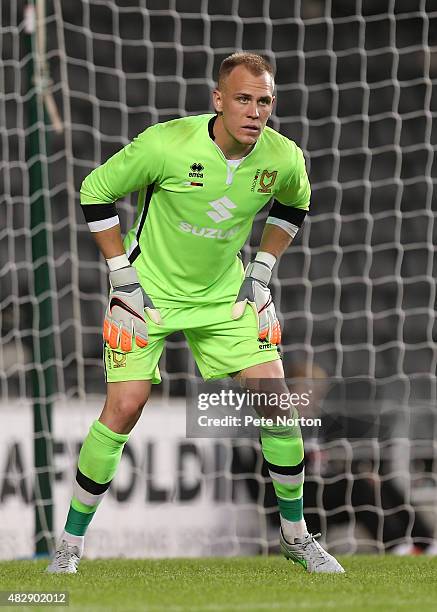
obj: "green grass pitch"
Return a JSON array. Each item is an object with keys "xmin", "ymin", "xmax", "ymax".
[{"xmin": 1, "ymin": 556, "xmax": 436, "ymax": 611}]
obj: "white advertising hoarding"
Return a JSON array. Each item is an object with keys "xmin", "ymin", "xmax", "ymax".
[{"xmin": 0, "ymin": 399, "xmax": 259, "ymax": 559}]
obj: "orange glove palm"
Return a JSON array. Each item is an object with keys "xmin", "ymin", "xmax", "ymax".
[
  {"xmin": 231, "ymin": 259, "xmax": 281, "ymax": 345},
  {"xmin": 103, "ymin": 266, "xmax": 162, "ymax": 351}
]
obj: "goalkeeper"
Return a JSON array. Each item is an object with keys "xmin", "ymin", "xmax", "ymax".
[{"xmin": 48, "ymin": 52, "xmax": 344, "ymax": 574}]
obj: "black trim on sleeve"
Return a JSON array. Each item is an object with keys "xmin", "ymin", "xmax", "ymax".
[
  {"xmin": 76, "ymin": 468, "xmax": 111, "ymax": 495},
  {"xmin": 128, "ymin": 183, "xmax": 155, "ymax": 265},
  {"xmin": 81, "ymin": 203, "xmax": 117, "ymax": 223},
  {"xmin": 264, "ymin": 458, "xmax": 305, "ymax": 476},
  {"xmin": 269, "ymin": 200, "xmax": 308, "ymax": 227}
]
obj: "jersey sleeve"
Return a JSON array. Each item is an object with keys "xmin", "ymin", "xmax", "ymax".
[
  {"xmin": 80, "ymin": 124, "xmax": 164, "ymax": 205},
  {"xmin": 274, "ymin": 143, "xmax": 311, "ymax": 210}
]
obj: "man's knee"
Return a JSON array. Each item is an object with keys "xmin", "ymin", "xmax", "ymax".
[
  {"xmin": 233, "ymin": 361, "xmax": 292, "ymax": 420},
  {"xmin": 112, "ymin": 392, "xmax": 147, "ymax": 419},
  {"xmin": 102, "ymin": 380, "xmax": 151, "ymax": 432}
]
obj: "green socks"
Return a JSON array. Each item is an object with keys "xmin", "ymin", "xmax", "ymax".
[
  {"xmin": 260, "ymin": 424, "xmax": 305, "ymax": 524},
  {"xmin": 64, "ymin": 420, "xmax": 129, "ymax": 537}
]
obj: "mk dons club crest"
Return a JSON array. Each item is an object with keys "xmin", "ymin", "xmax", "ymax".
[
  {"xmin": 106, "ymin": 347, "xmax": 127, "ymax": 368},
  {"xmin": 112, "ymin": 351, "xmax": 127, "ymax": 368},
  {"xmin": 257, "ymin": 169, "xmax": 278, "ymax": 194}
]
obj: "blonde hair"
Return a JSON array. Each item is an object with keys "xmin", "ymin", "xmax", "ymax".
[{"xmin": 217, "ymin": 52, "xmax": 275, "ymax": 87}]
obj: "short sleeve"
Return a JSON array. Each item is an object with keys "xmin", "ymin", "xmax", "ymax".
[
  {"xmin": 80, "ymin": 124, "xmax": 164, "ymax": 205},
  {"xmin": 274, "ymin": 144, "xmax": 311, "ymax": 210}
]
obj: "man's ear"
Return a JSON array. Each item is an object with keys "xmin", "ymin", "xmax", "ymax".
[{"xmin": 212, "ymin": 88, "xmax": 223, "ymax": 113}]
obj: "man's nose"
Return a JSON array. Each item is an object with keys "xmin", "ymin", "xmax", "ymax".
[{"xmin": 247, "ymin": 102, "xmax": 259, "ymax": 118}]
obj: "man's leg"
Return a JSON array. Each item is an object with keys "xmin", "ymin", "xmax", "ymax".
[
  {"xmin": 235, "ymin": 360, "xmax": 344, "ymax": 573},
  {"xmin": 47, "ymin": 380, "xmax": 151, "ymax": 573},
  {"xmin": 183, "ymin": 302, "xmax": 342, "ymax": 571},
  {"xmin": 234, "ymin": 361, "xmax": 307, "ymax": 538}
]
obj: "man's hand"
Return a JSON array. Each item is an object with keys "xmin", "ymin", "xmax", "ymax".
[
  {"xmin": 103, "ymin": 266, "xmax": 162, "ymax": 351},
  {"xmin": 231, "ymin": 259, "xmax": 281, "ymax": 345}
]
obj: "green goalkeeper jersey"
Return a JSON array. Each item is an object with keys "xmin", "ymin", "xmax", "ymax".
[{"xmin": 80, "ymin": 114, "xmax": 310, "ymax": 306}]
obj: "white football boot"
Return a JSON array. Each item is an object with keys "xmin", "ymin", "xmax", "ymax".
[
  {"xmin": 46, "ymin": 539, "xmax": 81, "ymax": 574},
  {"xmin": 280, "ymin": 529, "xmax": 345, "ymax": 573}
]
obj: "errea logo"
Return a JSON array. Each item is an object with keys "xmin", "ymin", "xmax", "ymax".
[
  {"xmin": 189, "ymin": 162, "xmax": 204, "ymax": 178},
  {"xmin": 206, "ymin": 196, "xmax": 237, "ymax": 223}
]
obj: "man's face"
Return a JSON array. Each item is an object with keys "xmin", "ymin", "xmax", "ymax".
[{"xmin": 213, "ymin": 65, "xmax": 275, "ymax": 146}]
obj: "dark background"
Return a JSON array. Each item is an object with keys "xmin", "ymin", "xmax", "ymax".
[{"xmin": 1, "ymin": 0, "xmax": 436, "ymax": 402}]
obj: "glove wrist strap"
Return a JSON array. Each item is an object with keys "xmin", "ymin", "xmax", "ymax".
[
  {"xmin": 107, "ymin": 253, "xmax": 130, "ymax": 271},
  {"xmin": 109, "ymin": 265, "xmax": 139, "ymax": 288},
  {"xmin": 246, "ymin": 251, "xmax": 276, "ymax": 285},
  {"xmin": 255, "ymin": 251, "xmax": 276, "ymax": 270}
]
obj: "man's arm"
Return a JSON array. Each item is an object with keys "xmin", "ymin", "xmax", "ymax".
[
  {"xmin": 92, "ymin": 222, "xmax": 162, "ymax": 351},
  {"xmin": 80, "ymin": 123, "xmax": 164, "ymax": 258},
  {"xmin": 80, "ymin": 126, "xmax": 165, "ymax": 351},
  {"xmin": 231, "ymin": 139, "xmax": 311, "ymax": 343},
  {"xmin": 232, "ymin": 200, "xmax": 308, "ymax": 344},
  {"xmin": 231, "ymin": 224, "xmax": 293, "ymax": 345},
  {"xmin": 92, "ymin": 225, "xmax": 126, "ymax": 260},
  {"xmin": 259, "ymin": 223, "xmax": 293, "ymax": 259}
]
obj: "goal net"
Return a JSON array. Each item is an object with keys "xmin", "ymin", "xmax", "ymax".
[{"xmin": 1, "ymin": 0, "xmax": 436, "ymax": 557}]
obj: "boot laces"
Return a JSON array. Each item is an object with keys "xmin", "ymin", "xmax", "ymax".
[
  {"xmin": 301, "ymin": 533, "xmax": 330, "ymax": 568},
  {"xmin": 55, "ymin": 541, "xmax": 80, "ymax": 570}
]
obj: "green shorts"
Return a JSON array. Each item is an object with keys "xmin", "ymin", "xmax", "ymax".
[{"xmin": 104, "ymin": 301, "xmax": 280, "ymax": 384}]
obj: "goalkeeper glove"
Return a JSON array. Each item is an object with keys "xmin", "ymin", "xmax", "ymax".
[
  {"xmin": 103, "ymin": 265, "xmax": 162, "ymax": 352},
  {"xmin": 231, "ymin": 252, "xmax": 281, "ymax": 345}
]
